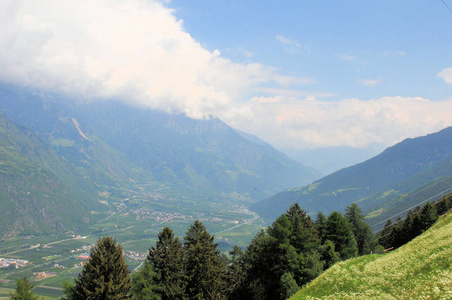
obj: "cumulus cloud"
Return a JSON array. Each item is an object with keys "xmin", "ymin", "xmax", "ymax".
[
  {"xmin": 1, "ymin": 0, "xmax": 451, "ymax": 150},
  {"xmin": 0, "ymin": 0, "xmax": 311, "ymax": 119},
  {"xmin": 438, "ymin": 67, "xmax": 452, "ymax": 85},
  {"xmin": 226, "ymin": 96, "xmax": 452, "ymax": 149}
]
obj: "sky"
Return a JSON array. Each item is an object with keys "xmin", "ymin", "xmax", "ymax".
[{"xmin": 0, "ymin": 0, "xmax": 451, "ymax": 151}]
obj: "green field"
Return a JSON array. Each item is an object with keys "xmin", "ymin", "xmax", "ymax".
[{"xmin": 291, "ymin": 212, "xmax": 452, "ymax": 299}]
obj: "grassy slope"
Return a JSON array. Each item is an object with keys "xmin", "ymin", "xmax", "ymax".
[{"xmin": 291, "ymin": 212, "xmax": 452, "ymax": 300}]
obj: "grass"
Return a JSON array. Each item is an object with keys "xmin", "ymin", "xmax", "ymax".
[{"xmin": 291, "ymin": 212, "xmax": 452, "ymax": 300}]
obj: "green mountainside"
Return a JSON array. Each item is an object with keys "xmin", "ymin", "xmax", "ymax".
[
  {"xmin": 253, "ymin": 127, "xmax": 452, "ymax": 220},
  {"xmin": 291, "ymin": 211, "xmax": 452, "ymax": 299},
  {"xmin": 0, "ymin": 112, "xmax": 98, "ymax": 239},
  {"xmin": 0, "ymin": 84, "xmax": 321, "ymax": 201}
]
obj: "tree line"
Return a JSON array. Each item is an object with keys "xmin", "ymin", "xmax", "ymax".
[
  {"xmin": 11, "ymin": 195, "xmax": 451, "ymax": 300},
  {"xmin": 377, "ymin": 194, "xmax": 452, "ymax": 250}
]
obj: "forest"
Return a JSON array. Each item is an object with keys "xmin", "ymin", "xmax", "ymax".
[{"xmin": 10, "ymin": 193, "xmax": 452, "ymax": 300}]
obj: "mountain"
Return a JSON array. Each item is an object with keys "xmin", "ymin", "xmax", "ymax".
[
  {"xmin": 252, "ymin": 127, "xmax": 452, "ymax": 220},
  {"xmin": 0, "ymin": 84, "xmax": 321, "ymax": 203},
  {"xmin": 291, "ymin": 211, "xmax": 452, "ymax": 299},
  {"xmin": 0, "ymin": 112, "xmax": 100, "ymax": 238}
]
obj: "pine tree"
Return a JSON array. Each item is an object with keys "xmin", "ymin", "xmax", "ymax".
[
  {"xmin": 345, "ymin": 203, "xmax": 372, "ymax": 255},
  {"xmin": 131, "ymin": 261, "xmax": 160, "ymax": 300},
  {"xmin": 379, "ymin": 219, "xmax": 393, "ymax": 249},
  {"xmin": 314, "ymin": 212, "xmax": 327, "ymax": 243},
  {"xmin": 285, "ymin": 203, "xmax": 319, "ymax": 253},
  {"xmin": 325, "ymin": 211, "xmax": 358, "ymax": 259},
  {"xmin": 66, "ymin": 237, "xmax": 132, "ymax": 300},
  {"xmin": 420, "ymin": 202, "xmax": 438, "ymax": 231},
  {"xmin": 148, "ymin": 227, "xmax": 186, "ymax": 300},
  {"xmin": 225, "ymin": 245, "xmax": 245, "ymax": 299},
  {"xmin": 184, "ymin": 220, "xmax": 226, "ymax": 300},
  {"xmin": 320, "ymin": 240, "xmax": 340, "ymax": 270},
  {"xmin": 10, "ymin": 277, "xmax": 42, "ymax": 300},
  {"xmin": 279, "ymin": 273, "xmax": 299, "ymax": 300}
]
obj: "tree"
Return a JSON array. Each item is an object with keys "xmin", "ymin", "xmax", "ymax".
[
  {"xmin": 378, "ymin": 219, "xmax": 393, "ymax": 249},
  {"xmin": 147, "ymin": 227, "xmax": 186, "ymax": 300},
  {"xmin": 314, "ymin": 212, "xmax": 327, "ymax": 243},
  {"xmin": 420, "ymin": 202, "xmax": 437, "ymax": 231},
  {"xmin": 345, "ymin": 203, "xmax": 372, "ymax": 255},
  {"xmin": 10, "ymin": 277, "xmax": 42, "ymax": 300},
  {"xmin": 131, "ymin": 261, "xmax": 160, "ymax": 300},
  {"xmin": 184, "ymin": 220, "xmax": 226, "ymax": 300},
  {"xmin": 65, "ymin": 237, "xmax": 132, "ymax": 300},
  {"xmin": 325, "ymin": 211, "xmax": 358, "ymax": 260},
  {"xmin": 320, "ymin": 240, "xmax": 340, "ymax": 270},
  {"xmin": 279, "ymin": 273, "xmax": 299, "ymax": 300},
  {"xmin": 225, "ymin": 245, "xmax": 246, "ymax": 299}
]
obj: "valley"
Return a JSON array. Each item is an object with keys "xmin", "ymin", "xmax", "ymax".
[{"xmin": 0, "ymin": 183, "xmax": 264, "ymax": 299}]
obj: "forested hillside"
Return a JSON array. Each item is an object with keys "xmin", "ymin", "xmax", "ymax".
[
  {"xmin": 291, "ymin": 205, "xmax": 452, "ymax": 299},
  {"xmin": 253, "ymin": 126, "xmax": 452, "ymax": 221}
]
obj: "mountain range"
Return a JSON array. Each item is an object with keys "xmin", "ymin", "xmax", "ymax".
[
  {"xmin": 0, "ymin": 84, "xmax": 321, "ymax": 238},
  {"xmin": 253, "ymin": 126, "xmax": 452, "ymax": 225}
]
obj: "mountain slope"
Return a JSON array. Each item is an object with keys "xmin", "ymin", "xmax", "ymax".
[
  {"xmin": 0, "ymin": 112, "xmax": 98, "ymax": 238},
  {"xmin": 253, "ymin": 127, "xmax": 452, "ymax": 220},
  {"xmin": 291, "ymin": 210, "xmax": 452, "ymax": 299},
  {"xmin": 0, "ymin": 84, "xmax": 321, "ymax": 201}
]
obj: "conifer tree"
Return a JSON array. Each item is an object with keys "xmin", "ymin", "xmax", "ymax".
[
  {"xmin": 345, "ymin": 203, "xmax": 372, "ymax": 255},
  {"xmin": 379, "ymin": 219, "xmax": 393, "ymax": 249},
  {"xmin": 420, "ymin": 202, "xmax": 437, "ymax": 231},
  {"xmin": 131, "ymin": 261, "xmax": 160, "ymax": 300},
  {"xmin": 147, "ymin": 227, "xmax": 186, "ymax": 300},
  {"xmin": 184, "ymin": 220, "xmax": 226, "ymax": 300},
  {"xmin": 315, "ymin": 212, "xmax": 327, "ymax": 242},
  {"xmin": 10, "ymin": 277, "xmax": 42, "ymax": 300},
  {"xmin": 66, "ymin": 237, "xmax": 132, "ymax": 300},
  {"xmin": 325, "ymin": 211, "xmax": 358, "ymax": 259}
]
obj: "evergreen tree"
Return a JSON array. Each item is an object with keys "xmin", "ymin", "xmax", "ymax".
[
  {"xmin": 184, "ymin": 220, "xmax": 226, "ymax": 300},
  {"xmin": 379, "ymin": 219, "xmax": 393, "ymax": 249},
  {"xmin": 325, "ymin": 211, "xmax": 358, "ymax": 259},
  {"xmin": 314, "ymin": 212, "xmax": 327, "ymax": 243},
  {"xmin": 66, "ymin": 237, "xmax": 132, "ymax": 300},
  {"xmin": 285, "ymin": 203, "xmax": 319, "ymax": 253},
  {"xmin": 345, "ymin": 203, "xmax": 372, "ymax": 255},
  {"xmin": 320, "ymin": 240, "xmax": 340, "ymax": 270},
  {"xmin": 420, "ymin": 202, "xmax": 438, "ymax": 231},
  {"xmin": 225, "ymin": 245, "xmax": 245, "ymax": 299},
  {"xmin": 10, "ymin": 277, "xmax": 42, "ymax": 300},
  {"xmin": 131, "ymin": 261, "xmax": 160, "ymax": 300},
  {"xmin": 279, "ymin": 273, "xmax": 299, "ymax": 300},
  {"xmin": 400, "ymin": 211, "xmax": 415, "ymax": 245},
  {"xmin": 148, "ymin": 227, "xmax": 186, "ymax": 300}
]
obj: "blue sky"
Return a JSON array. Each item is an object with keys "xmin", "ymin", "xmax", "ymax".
[
  {"xmin": 0, "ymin": 0, "xmax": 451, "ymax": 150},
  {"xmin": 169, "ymin": 0, "xmax": 452, "ymax": 101}
]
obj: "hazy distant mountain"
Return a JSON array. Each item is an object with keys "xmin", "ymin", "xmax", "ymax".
[
  {"xmin": 252, "ymin": 127, "xmax": 452, "ymax": 221},
  {"xmin": 281, "ymin": 145, "xmax": 384, "ymax": 175},
  {"xmin": 0, "ymin": 84, "xmax": 321, "ymax": 203},
  {"xmin": 0, "ymin": 112, "xmax": 99, "ymax": 238}
]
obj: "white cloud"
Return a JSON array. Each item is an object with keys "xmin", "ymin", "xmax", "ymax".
[
  {"xmin": 357, "ymin": 79, "xmax": 382, "ymax": 87},
  {"xmin": 0, "ymin": 0, "xmax": 311, "ymax": 119},
  {"xmin": 225, "ymin": 96, "xmax": 452, "ymax": 149},
  {"xmin": 438, "ymin": 67, "xmax": 452, "ymax": 85},
  {"xmin": 276, "ymin": 35, "xmax": 301, "ymax": 53}
]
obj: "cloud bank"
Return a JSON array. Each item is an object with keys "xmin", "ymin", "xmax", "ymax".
[
  {"xmin": 0, "ymin": 0, "xmax": 309, "ymax": 119},
  {"xmin": 0, "ymin": 0, "xmax": 451, "ymax": 150}
]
